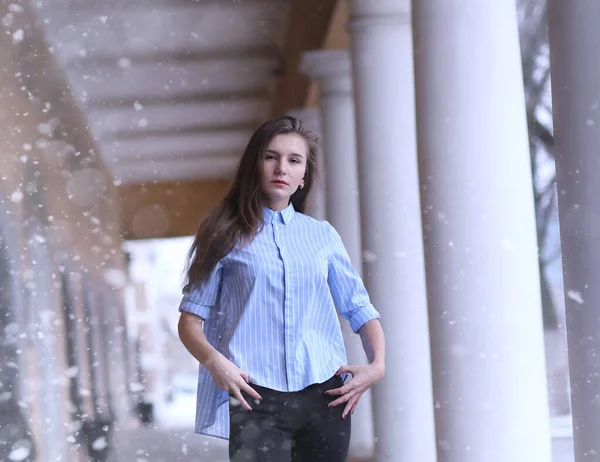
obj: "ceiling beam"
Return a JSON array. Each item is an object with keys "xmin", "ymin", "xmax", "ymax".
[
  {"xmin": 112, "ymin": 154, "xmax": 239, "ymax": 185},
  {"xmin": 118, "ymin": 178, "xmax": 232, "ymax": 240},
  {"xmin": 83, "ymin": 89, "xmax": 269, "ymax": 110},
  {"xmin": 87, "ymin": 99, "xmax": 268, "ymax": 139},
  {"xmin": 271, "ymin": 0, "xmax": 338, "ymax": 116},
  {"xmin": 67, "ymin": 46, "xmax": 280, "ymax": 70},
  {"xmin": 60, "ymin": 0, "xmax": 267, "ymax": 14},
  {"xmin": 102, "ymin": 129, "xmax": 251, "ymax": 161},
  {"xmin": 66, "ymin": 56, "xmax": 276, "ymax": 102},
  {"xmin": 106, "ymin": 123, "xmax": 259, "ymax": 142}
]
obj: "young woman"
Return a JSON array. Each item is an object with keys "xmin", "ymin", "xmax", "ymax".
[{"xmin": 177, "ymin": 116, "xmax": 385, "ymax": 462}]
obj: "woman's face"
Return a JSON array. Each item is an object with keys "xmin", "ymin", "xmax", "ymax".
[{"xmin": 259, "ymin": 133, "xmax": 308, "ymax": 211}]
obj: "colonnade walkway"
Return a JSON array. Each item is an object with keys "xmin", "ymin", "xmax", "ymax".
[
  {"xmin": 110, "ymin": 427, "xmax": 575, "ymax": 462},
  {"xmin": 109, "ymin": 396, "xmax": 575, "ymax": 462}
]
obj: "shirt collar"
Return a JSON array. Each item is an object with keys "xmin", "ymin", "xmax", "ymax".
[{"xmin": 263, "ymin": 203, "xmax": 295, "ymax": 225}]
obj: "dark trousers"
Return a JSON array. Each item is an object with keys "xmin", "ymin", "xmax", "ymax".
[{"xmin": 229, "ymin": 375, "xmax": 351, "ymax": 462}]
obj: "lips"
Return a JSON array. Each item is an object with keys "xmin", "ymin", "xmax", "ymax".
[{"xmin": 271, "ymin": 180, "xmax": 288, "ymax": 186}]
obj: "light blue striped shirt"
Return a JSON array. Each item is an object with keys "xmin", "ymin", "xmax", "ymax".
[{"xmin": 178, "ymin": 204, "xmax": 380, "ymax": 439}]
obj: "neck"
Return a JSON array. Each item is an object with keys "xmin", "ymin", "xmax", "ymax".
[{"xmin": 263, "ymin": 198, "xmax": 289, "ymax": 212}]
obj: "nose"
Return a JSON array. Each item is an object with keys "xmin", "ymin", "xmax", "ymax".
[{"xmin": 274, "ymin": 158, "xmax": 286, "ymax": 175}]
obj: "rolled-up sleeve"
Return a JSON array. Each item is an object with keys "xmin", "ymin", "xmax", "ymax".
[
  {"xmin": 325, "ymin": 222, "xmax": 381, "ymax": 333},
  {"xmin": 178, "ymin": 261, "xmax": 224, "ymax": 320}
]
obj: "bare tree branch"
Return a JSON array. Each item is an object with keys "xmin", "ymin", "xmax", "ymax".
[{"xmin": 519, "ymin": 0, "xmax": 559, "ymax": 330}]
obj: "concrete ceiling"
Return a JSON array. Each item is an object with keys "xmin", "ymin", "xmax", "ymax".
[{"xmin": 32, "ymin": 0, "xmax": 291, "ymax": 185}]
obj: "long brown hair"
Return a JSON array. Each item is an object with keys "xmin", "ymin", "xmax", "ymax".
[{"xmin": 185, "ymin": 116, "xmax": 319, "ymax": 287}]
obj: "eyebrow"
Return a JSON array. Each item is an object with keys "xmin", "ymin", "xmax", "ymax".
[{"xmin": 264, "ymin": 149, "xmax": 305, "ymax": 159}]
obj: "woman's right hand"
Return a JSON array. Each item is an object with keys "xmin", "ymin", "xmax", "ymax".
[{"xmin": 204, "ymin": 351, "xmax": 262, "ymax": 411}]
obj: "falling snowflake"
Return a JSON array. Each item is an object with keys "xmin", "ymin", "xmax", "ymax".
[
  {"xmin": 66, "ymin": 366, "xmax": 79, "ymax": 378},
  {"xmin": 92, "ymin": 437, "xmax": 108, "ymax": 451},
  {"xmin": 362, "ymin": 250, "xmax": 378, "ymax": 263},
  {"xmin": 129, "ymin": 382, "xmax": 145, "ymax": 393},
  {"xmin": 104, "ymin": 268, "xmax": 126, "ymax": 288},
  {"xmin": 118, "ymin": 58, "xmax": 132, "ymax": 68},
  {"xmin": 9, "ymin": 4, "xmax": 24, "ymax": 13},
  {"xmin": 2, "ymin": 13, "xmax": 14, "ymax": 27},
  {"xmin": 37, "ymin": 122, "xmax": 53, "ymax": 136},
  {"xmin": 567, "ymin": 290, "xmax": 584, "ymax": 304},
  {"xmin": 12, "ymin": 29, "xmax": 23, "ymax": 44},
  {"xmin": 10, "ymin": 191, "xmax": 23, "ymax": 203},
  {"xmin": 8, "ymin": 441, "xmax": 31, "ymax": 462}
]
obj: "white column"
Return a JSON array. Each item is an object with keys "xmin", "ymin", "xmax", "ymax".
[
  {"xmin": 412, "ymin": 2, "xmax": 551, "ymax": 461},
  {"xmin": 286, "ymin": 108, "xmax": 327, "ymax": 221},
  {"xmin": 301, "ymin": 49, "xmax": 373, "ymax": 460},
  {"xmin": 347, "ymin": 2, "xmax": 437, "ymax": 461},
  {"xmin": 547, "ymin": 2, "xmax": 600, "ymax": 460}
]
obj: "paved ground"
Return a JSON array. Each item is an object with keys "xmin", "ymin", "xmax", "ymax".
[
  {"xmin": 111, "ymin": 426, "xmax": 574, "ymax": 462},
  {"xmin": 112, "ymin": 427, "xmax": 228, "ymax": 462},
  {"xmin": 553, "ymin": 438, "xmax": 574, "ymax": 462},
  {"xmin": 109, "ymin": 394, "xmax": 575, "ymax": 461}
]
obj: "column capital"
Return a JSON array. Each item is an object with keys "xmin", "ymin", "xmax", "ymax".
[
  {"xmin": 347, "ymin": 0, "xmax": 410, "ymax": 30},
  {"xmin": 286, "ymin": 107, "xmax": 322, "ymax": 134},
  {"xmin": 301, "ymin": 49, "xmax": 351, "ymax": 79},
  {"xmin": 300, "ymin": 50, "xmax": 352, "ymax": 95}
]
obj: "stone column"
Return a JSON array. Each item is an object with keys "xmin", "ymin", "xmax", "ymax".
[
  {"xmin": 286, "ymin": 108, "xmax": 327, "ymax": 220},
  {"xmin": 412, "ymin": 1, "xmax": 552, "ymax": 461},
  {"xmin": 347, "ymin": 1, "xmax": 437, "ymax": 460},
  {"xmin": 301, "ymin": 49, "xmax": 373, "ymax": 460},
  {"xmin": 547, "ymin": 1, "xmax": 600, "ymax": 460}
]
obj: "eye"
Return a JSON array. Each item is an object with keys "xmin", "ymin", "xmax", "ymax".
[
  {"xmin": 290, "ymin": 157, "xmax": 302, "ymax": 164},
  {"xmin": 264, "ymin": 154, "xmax": 276, "ymax": 160}
]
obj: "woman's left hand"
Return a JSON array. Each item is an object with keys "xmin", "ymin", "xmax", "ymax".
[{"xmin": 325, "ymin": 362, "xmax": 385, "ymax": 419}]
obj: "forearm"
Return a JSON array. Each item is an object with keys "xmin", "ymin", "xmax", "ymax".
[
  {"xmin": 358, "ymin": 319, "xmax": 385, "ymax": 369},
  {"xmin": 177, "ymin": 312, "xmax": 218, "ymax": 366}
]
